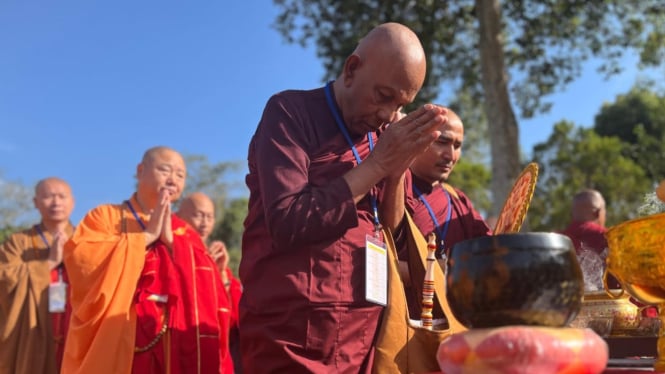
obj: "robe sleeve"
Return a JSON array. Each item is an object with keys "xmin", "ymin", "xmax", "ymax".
[
  {"xmin": 455, "ymin": 189, "xmax": 492, "ymax": 237},
  {"xmin": 0, "ymin": 233, "xmax": 30, "ymax": 314},
  {"xmin": 62, "ymin": 204, "xmax": 147, "ymax": 374},
  {"xmin": 253, "ymin": 94, "xmax": 359, "ymax": 248}
]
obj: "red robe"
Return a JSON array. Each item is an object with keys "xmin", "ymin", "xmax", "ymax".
[
  {"xmin": 63, "ymin": 197, "xmax": 232, "ymax": 374},
  {"xmin": 560, "ymin": 221, "xmax": 607, "ymax": 255},
  {"xmin": 225, "ymin": 268, "xmax": 242, "ymax": 373},
  {"xmin": 404, "ymin": 174, "xmax": 492, "ymax": 320},
  {"xmin": 50, "ymin": 265, "xmax": 71, "ymax": 371},
  {"xmin": 240, "ymin": 86, "xmax": 384, "ymax": 373},
  {"xmin": 406, "ymin": 172, "xmax": 492, "ymax": 259}
]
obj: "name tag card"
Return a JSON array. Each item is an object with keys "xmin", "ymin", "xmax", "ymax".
[
  {"xmin": 49, "ymin": 282, "xmax": 67, "ymax": 313},
  {"xmin": 365, "ymin": 234, "xmax": 387, "ymax": 306}
]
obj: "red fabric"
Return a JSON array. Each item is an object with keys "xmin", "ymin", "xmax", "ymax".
[
  {"xmin": 561, "ymin": 221, "xmax": 608, "ymax": 255},
  {"xmin": 50, "ymin": 266, "xmax": 71, "ymax": 372},
  {"xmin": 226, "ymin": 268, "xmax": 243, "ymax": 373},
  {"xmin": 240, "ymin": 87, "xmax": 384, "ymax": 372},
  {"xmin": 405, "ymin": 172, "xmax": 492, "ymax": 259},
  {"xmin": 132, "ymin": 214, "xmax": 232, "ymax": 374},
  {"xmin": 225, "ymin": 268, "xmax": 242, "ymax": 329}
]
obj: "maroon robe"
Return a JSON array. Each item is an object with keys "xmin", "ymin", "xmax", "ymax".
[
  {"xmin": 240, "ymin": 86, "xmax": 384, "ymax": 373},
  {"xmin": 406, "ymin": 172, "xmax": 492, "ymax": 259},
  {"xmin": 560, "ymin": 221, "xmax": 607, "ymax": 255},
  {"xmin": 560, "ymin": 221, "xmax": 624, "ymax": 289}
]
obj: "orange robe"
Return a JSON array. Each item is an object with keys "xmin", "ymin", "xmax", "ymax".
[
  {"xmin": 0, "ymin": 223, "xmax": 74, "ymax": 374},
  {"xmin": 63, "ymin": 196, "xmax": 232, "ymax": 374}
]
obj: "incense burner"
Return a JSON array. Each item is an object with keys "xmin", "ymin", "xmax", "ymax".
[{"xmin": 446, "ymin": 232, "xmax": 584, "ymax": 328}]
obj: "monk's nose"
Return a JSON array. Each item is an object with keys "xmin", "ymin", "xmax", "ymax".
[{"xmin": 377, "ymin": 108, "xmax": 398, "ymax": 124}]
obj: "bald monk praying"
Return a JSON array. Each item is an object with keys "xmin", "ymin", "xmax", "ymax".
[
  {"xmin": 240, "ymin": 22, "xmax": 447, "ymax": 373},
  {"xmin": 63, "ymin": 146, "xmax": 232, "ymax": 374},
  {"xmin": 0, "ymin": 177, "xmax": 75, "ymax": 374},
  {"xmin": 177, "ymin": 192, "xmax": 243, "ymax": 373}
]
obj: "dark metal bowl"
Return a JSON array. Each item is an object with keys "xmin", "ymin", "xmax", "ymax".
[{"xmin": 446, "ymin": 232, "xmax": 583, "ymax": 328}]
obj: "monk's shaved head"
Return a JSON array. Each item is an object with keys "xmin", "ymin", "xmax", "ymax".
[
  {"xmin": 177, "ymin": 192, "xmax": 216, "ymax": 241},
  {"xmin": 142, "ymin": 146, "xmax": 180, "ymax": 164},
  {"xmin": 353, "ymin": 22, "xmax": 426, "ymax": 83},
  {"xmin": 136, "ymin": 146, "xmax": 187, "ymax": 207},
  {"xmin": 333, "ymin": 22, "xmax": 427, "ymax": 135},
  {"xmin": 35, "ymin": 177, "xmax": 72, "ymax": 196},
  {"xmin": 179, "ymin": 192, "xmax": 215, "ymax": 216},
  {"xmin": 572, "ymin": 189, "xmax": 606, "ymax": 225},
  {"xmin": 33, "ymin": 177, "xmax": 75, "ymax": 225},
  {"xmin": 410, "ymin": 106, "xmax": 465, "ymax": 184},
  {"xmin": 443, "ymin": 108, "xmax": 462, "ymax": 124}
]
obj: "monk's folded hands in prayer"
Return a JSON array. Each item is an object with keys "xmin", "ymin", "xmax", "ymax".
[
  {"xmin": 371, "ymin": 104, "xmax": 448, "ymax": 179},
  {"xmin": 47, "ymin": 229, "xmax": 68, "ymax": 270},
  {"xmin": 143, "ymin": 188, "xmax": 174, "ymax": 250}
]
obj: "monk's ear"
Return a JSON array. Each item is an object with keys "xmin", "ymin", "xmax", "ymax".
[
  {"xmin": 136, "ymin": 163, "xmax": 144, "ymax": 179},
  {"xmin": 342, "ymin": 54, "xmax": 361, "ymax": 86}
]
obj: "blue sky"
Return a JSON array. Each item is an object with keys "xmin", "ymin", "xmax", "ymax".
[{"xmin": 0, "ymin": 1, "xmax": 656, "ymax": 224}]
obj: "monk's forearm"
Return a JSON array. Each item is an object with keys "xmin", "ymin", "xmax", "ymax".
[
  {"xmin": 342, "ymin": 158, "xmax": 387, "ymax": 204},
  {"xmin": 378, "ymin": 173, "xmax": 406, "ymax": 232}
]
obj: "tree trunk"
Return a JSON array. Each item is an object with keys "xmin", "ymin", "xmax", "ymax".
[{"xmin": 475, "ymin": 0, "xmax": 521, "ymax": 216}]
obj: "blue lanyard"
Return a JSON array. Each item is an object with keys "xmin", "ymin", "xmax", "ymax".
[
  {"xmin": 34, "ymin": 225, "xmax": 50, "ymax": 250},
  {"xmin": 324, "ymin": 81, "xmax": 380, "ymax": 231},
  {"xmin": 125, "ymin": 201, "xmax": 146, "ymax": 231},
  {"xmin": 412, "ymin": 184, "xmax": 452, "ymax": 256}
]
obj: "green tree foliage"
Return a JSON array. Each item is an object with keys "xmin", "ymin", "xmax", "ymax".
[
  {"xmin": 528, "ymin": 121, "xmax": 651, "ymax": 231},
  {"xmin": 0, "ymin": 173, "xmax": 34, "ymax": 241},
  {"xmin": 272, "ymin": 0, "xmax": 665, "ymax": 214},
  {"xmin": 593, "ymin": 86, "xmax": 665, "ymax": 182},
  {"xmin": 0, "ymin": 226, "xmax": 17, "ymax": 244},
  {"xmin": 210, "ymin": 197, "xmax": 248, "ymax": 277},
  {"xmin": 447, "ymin": 88, "xmax": 490, "ymax": 166},
  {"xmin": 447, "ymin": 159, "xmax": 491, "ymax": 215},
  {"xmin": 180, "ymin": 155, "xmax": 247, "ymax": 277},
  {"xmin": 181, "ymin": 155, "xmax": 243, "ymax": 214}
]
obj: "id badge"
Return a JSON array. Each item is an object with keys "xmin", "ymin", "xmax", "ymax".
[
  {"xmin": 365, "ymin": 234, "xmax": 387, "ymax": 306},
  {"xmin": 49, "ymin": 282, "xmax": 67, "ymax": 313}
]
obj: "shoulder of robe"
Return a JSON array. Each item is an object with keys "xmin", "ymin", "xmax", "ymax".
[
  {"xmin": 441, "ymin": 183, "xmax": 461, "ymax": 200},
  {"xmin": 84, "ymin": 203, "xmax": 123, "ymax": 221},
  {"xmin": 0, "ymin": 226, "xmax": 34, "ymax": 254}
]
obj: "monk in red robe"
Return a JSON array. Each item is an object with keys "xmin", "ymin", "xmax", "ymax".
[
  {"xmin": 406, "ymin": 108, "xmax": 492, "ymax": 259},
  {"xmin": 403, "ymin": 108, "xmax": 492, "ymax": 319},
  {"xmin": 177, "ymin": 192, "xmax": 242, "ymax": 373},
  {"xmin": 0, "ymin": 177, "xmax": 74, "ymax": 374},
  {"xmin": 63, "ymin": 146, "xmax": 232, "ymax": 374},
  {"xmin": 560, "ymin": 189, "xmax": 626, "ymax": 290},
  {"xmin": 240, "ymin": 22, "xmax": 448, "ymax": 373},
  {"xmin": 561, "ymin": 189, "xmax": 608, "ymax": 255}
]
